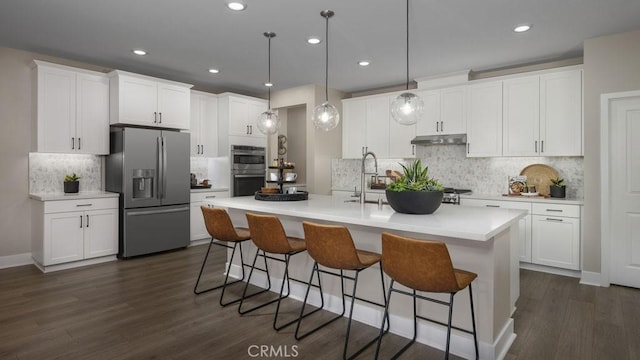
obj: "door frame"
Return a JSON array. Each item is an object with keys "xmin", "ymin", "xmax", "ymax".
[{"xmin": 600, "ymin": 89, "xmax": 640, "ymax": 286}]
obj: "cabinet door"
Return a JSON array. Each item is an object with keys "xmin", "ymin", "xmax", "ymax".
[
  {"xmin": 518, "ymin": 215, "xmax": 532, "ymax": 263},
  {"xmin": 84, "ymin": 209, "xmax": 118, "ymax": 258},
  {"xmin": 228, "ymin": 97, "xmax": 250, "ymax": 136},
  {"xmin": 36, "ymin": 65, "xmax": 76, "ymax": 153},
  {"xmin": 200, "ymin": 94, "xmax": 219, "ymax": 156},
  {"xmin": 117, "ymin": 75, "xmax": 158, "ymax": 126},
  {"xmin": 440, "ymin": 86, "xmax": 466, "ymax": 134},
  {"xmin": 189, "ymin": 93, "xmax": 203, "ymax": 156},
  {"xmin": 466, "ymin": 81, "xmax": 503, "ymax": 157},
  {"xmin": 365, "ymin": 97, "xmax": 390, "ymax": 157},
  {"xmin": 342, "ymin": 99, "xmax": 367, "ymax": 158},
  {"xmin": 157, "ymin": 82, "xmax": 190, "ymax": 130},
  {"xmin": 415, "ymin": 90, "xmax": 440, "ymax": 136},
  {"xmin": 531, "ymin": 215, "xmax": 580, "ymax": 270},
  {"xmin": 76, "ymin": 72, "xmax": 109, "ymax": 155},
  {"xmin": 44, "ymin": 211, "xmax": 84, "ymax": 265},
  {"xmin": 190, "ymin": 202, "xmax": 209, "ymax": 241},
  {"xmin": 503, "ymin": 76, "xmax": 540, "ymax": 156},
  {"xmin": 247, "ymin": 100, "xmax": 267, "ymax": 138},
  {"xmin": 540, "ymin": 69, "xmax": 582, "ymax": 156},
  {"xmin": 389, "ymin": 96, "xmax": 416, "ymax": 158}
]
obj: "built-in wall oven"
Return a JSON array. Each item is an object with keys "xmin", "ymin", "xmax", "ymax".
[{"xmin": 230, "ymin": 145, "xmax": 266, "ymax": 197}]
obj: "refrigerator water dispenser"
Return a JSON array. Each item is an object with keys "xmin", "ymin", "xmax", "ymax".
[{"xmin": 132, "ymin": 169, "xmax": 155, "ymax": 199}]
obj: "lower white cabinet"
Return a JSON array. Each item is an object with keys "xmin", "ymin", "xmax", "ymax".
[
  {"xmin": 531, "ymin": 203, "xmax": 580, "ymax": 270},
  {"xmin": 32, "ymin": 197, "xmax": 118, "ymax": 271},
  {"xmin": 190, "ymin": 190, "xmax": 229, "ymax": 242}
]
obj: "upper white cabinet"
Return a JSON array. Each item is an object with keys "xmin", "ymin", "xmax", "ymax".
[
  {"xmin": 217, "ymin": 93, "xmax": 268, "ymax": 153},
  {"xmin": 109, "ymin": 70, "xmax": 192, "ymax": 130},
  {"xmin": 190, "ymin": 91, "xmax": 218, "ymax": 157},
  {"xmin": 342, "ymin": 94, "xmax": 415, "ymax": 159},
  {"xmin": 502, "ymin": 68, "xmax": 582, "ymax": 156},
  {"xmin": 32, "ymin": 60, "xmax": 109, "ymax": 155},
  {"xmin": 466, "ymin": 81, "xmax": 503, "ymax": 157},
  {"xmin": 416, "ymin": 86, "xmax": 466, "ymax": 136}
]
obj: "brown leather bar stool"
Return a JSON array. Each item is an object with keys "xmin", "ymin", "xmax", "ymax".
[
  {"xmin": 295, "ymin": 221, "xmax": 389, "ymax": 360},
  {"xmin": 193, "ymin": 207, "xmax": 270, "ymax": 306},
  {"xmin": 375, "ymin": 232, "xmax": 479, "ymax": 360},
  {"xmin": 239, "ymin": 213, "xmax": 323, "ymax": 331}
]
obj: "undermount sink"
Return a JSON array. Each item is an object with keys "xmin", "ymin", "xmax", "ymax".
[{"xmin": 344, "ymin": 199, "xmax": 389, "ymax": 205}]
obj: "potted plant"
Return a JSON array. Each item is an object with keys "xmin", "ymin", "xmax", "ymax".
[
  {"xmin": 385, "ymin": 159, "xmax": 444, "ymax": 214},
  {"xmin": 64, "ymin": 173, "xmax": 80, "ymax": 193},
  {"xmin": 549, "ymin": 177, "xmax": 566, "ymax": 198}
]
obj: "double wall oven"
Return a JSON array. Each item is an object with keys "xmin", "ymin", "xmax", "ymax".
[{"xmin": 230, "ymin": 145, "xmax": 266, "ymax": 197}]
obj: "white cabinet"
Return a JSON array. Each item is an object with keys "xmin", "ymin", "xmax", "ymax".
[
  {"xmin": 466, "ymin": 81, "xmax": 503, "ymax": 157},
  {"xmin": 190, "ymin": 191, "xmax": 229, "ymax": 242},
  {"xmin": 32, "ymin": 197, "xmax": 118, "ymax": 271},
  {"xmin": 342, "ymin": 95, "xmax": 415, "ymax": 159},
  {"xmin": 190, "ymin": 91, "xmax": 218, "ymax": 157},
  {"xmin": 32, "ymin": 60, "xmax": 109, "ymax": 155},
  {"xmin": 416, "ymin": 86, "xmax": 466, "ymax": 136},
  {"xmin": 531, "ymin": 203, "xmax": 580, "ymax": 270},
  {"xmin": 217, "ymin": 93, "xmax": 268, "ymax": 153},
  {"xmin": 109, "ymin": 70, "xmax": 192, "ymax": 130},
  {"xmin": 502, "ymin": 68, "xmax": 582, "ymax": 156}
]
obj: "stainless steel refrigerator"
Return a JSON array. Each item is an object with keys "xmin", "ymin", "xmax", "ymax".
[{"xmin": 106, "ymin": 127, "xmax": 190, "ymax": 258}]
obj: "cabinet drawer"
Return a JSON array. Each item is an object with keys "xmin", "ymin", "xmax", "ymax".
[
  {"xmin": 190, "ymin": 191, "xmax": 226, "ymax": 203},
  {"xmin": 531, "ymin": 203, "xmax": 579, "ymax": 218},
  {"xmin": 462, "ymin": 198, "xmax": 531, "ymax": 211},
  {"xmin": 44, "ymin": 197, "xmax": 118, "ymax": 214}
]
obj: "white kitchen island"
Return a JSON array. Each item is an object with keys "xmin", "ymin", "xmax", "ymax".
[{"xmin": 210, "ymin": 194, "xmax": 526, "ymax": 360}]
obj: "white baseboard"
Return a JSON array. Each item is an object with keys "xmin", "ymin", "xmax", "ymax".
[
  {"xmin": 32, "ymin": 255, "xmax": 117, "ymax": 273},
  {"xmin": 519, "ymin": 262, "xmax": 581, "ymax": 278},
  {"xmin": 0, "ymin": 252, "xmax": 33, "ymax": 269},
  {"xmin": 580, "ymin": 271, "xmax": 607, "ymax": 287}
]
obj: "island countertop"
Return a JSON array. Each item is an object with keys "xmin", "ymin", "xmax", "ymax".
[{"xmin": 210, "ymin": 194, "xmax": 526, "ymax": 241}]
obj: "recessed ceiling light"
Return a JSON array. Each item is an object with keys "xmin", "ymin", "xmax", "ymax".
[
  {"xmin": 208, "ymin": 68, "xmax": 220, "ymax": 74},
  {"xmin": 226, "ymin": 1, "xmax": 246, "ymax": 11},
  {"xmin": 264, "ymin": 82, "xmax": 273, "ymax": 87},
  {"xmin": 307, "ymin": 37, "xmax": 321, "ymax": 45},
  {"xmin": 358, "ymin": 61, "xmax": 370, "ymax": 67},
  {"xmin": 513, "ymin": 24, "xmax": 532, "ymax": 33},
  {"xmin": 132, "ymin": 49, "xmax": 147, "ymax": 56}
]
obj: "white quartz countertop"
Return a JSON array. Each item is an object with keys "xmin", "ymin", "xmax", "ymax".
[
  {"xmin": 29, "ymin": 191, "xmax": 119, "ymax": 201},
  {"xmin": 462, "ymin": 193, "xmax": 583, "ymax": 205},
  {"xmin": 211, "ymin": 194, "xmax": 526, "ymax": 241},
  {"xmin": 190, "ymin": 187, "xmax": 229, "ymax": 193}
]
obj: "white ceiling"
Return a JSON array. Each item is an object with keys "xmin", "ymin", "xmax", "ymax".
[{"xmin": 1, "ymin": 0, "xmax": 639, "ymax": 96}]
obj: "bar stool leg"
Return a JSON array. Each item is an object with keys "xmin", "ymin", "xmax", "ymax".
[
  {"xmin": 375, "ymin": 279, "xmax": 395, "ymax": 359},
  {"xmin": 445, "ymin": 293, "xmax": 455, "ymax": 360},
  {"xmin": 194, "ymin": 240, "xmax": 246, "ymax": 296},
  {"xmin": 238, "ymin": 249, "xmax": 275, "ymax": 315},
  {"xmin": 469, "ymin": 285, "xmax": 479, "ymax": 360},
  {"xmin": 273, "ymin": 254, "xmax": 295, "ymax": 331}
]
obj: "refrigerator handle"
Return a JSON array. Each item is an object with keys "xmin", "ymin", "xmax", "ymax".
[
  {"xmin": 162, "ymin": 136, "xmax": 168, "ymax": 199},
  {"xmin": 157, "ymin": 136, "xmax": 163, "ymax": 199}
]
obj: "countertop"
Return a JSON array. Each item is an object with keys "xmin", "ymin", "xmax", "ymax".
[
  {"xmin": 190, "ymin": 187, "xmax": 229, "ymax": 193},
  {"xmin": 210, "ymin": 194, "xmax": 526, "ymax": 241},
  {"xmin": 462, "ymin": 193, "xmax": 584, "ymax": 205},
  {"xmin": 29, "ymin": 191, "xmax": 119, "ymax": 201}
]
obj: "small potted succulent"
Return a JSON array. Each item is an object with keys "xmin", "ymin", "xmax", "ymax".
[
  {"xmin": 64, "ymin": 173, "xmax": 80, "ymax": 193},
  {"xmin": 549, "ymin": 176, "xmax": 566, "ymax": 198},
  {"xmin": 386, "ymin": 159, "xmax": 444, "ymax": 214}
]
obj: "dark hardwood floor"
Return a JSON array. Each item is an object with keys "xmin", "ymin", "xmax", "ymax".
[{"xmin": 1, "ymin": 244, "xmax": 638, "ymax": 360}]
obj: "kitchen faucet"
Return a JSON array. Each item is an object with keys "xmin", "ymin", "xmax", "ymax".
[{"xmin": 360, "ymin": 151, "xmax": 378, "ymax": 204}]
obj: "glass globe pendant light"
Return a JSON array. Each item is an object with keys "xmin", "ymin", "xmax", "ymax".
[
  {"xmin": 312, "ymin": 10, "xmax": 340, "ymax": 132},
  {"xmin": 256, "ymin": 32, "xmax": 281, "ymax": 135},
  {"xmin": 390, "ymin": 0, "xmax": 423, "ymax": 126}
]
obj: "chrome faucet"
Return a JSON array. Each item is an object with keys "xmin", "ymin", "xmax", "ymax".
[{"xmin": 360, "ymin": 151, "xmax": 378, "ymax": 204}]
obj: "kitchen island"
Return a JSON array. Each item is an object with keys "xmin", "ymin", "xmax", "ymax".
[{"xmin": 210, "ymin": 194, "xmax": 526, "ymax": 360}]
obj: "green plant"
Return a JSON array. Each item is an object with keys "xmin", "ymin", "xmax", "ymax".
[
  {"xmin": 64, "ymin": 173, "xmax": 80, "ymax": 182},
  {"xmin": 387, "ymin": 159, "xmax": 443, "ymax": 192},
  {"xmin": 550, "ymin": 177, "xmax": 565, "ymax": 187}
]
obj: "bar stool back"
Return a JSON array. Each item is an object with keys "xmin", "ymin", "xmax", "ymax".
[
  {"xmin": 193, "ymin": 207, "xmax": 270, "ymax": 306},
  {"xmin": 296, "ymin": 221, "xmax": 388, "ymax": 360},
  {"xmin": 375, "ymin": 232, "xmax": 479, "ymax": 360}
]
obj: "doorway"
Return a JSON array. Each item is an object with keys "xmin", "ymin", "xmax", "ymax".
[{"xmin": 601, "ymin": 90, "xmax": 640, "ymax": 288}]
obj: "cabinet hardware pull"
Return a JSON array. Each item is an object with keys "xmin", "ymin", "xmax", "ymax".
[
  {"xmin": 546, "ymin": 209, "xmax": 563, "ymax": 212},
  {"xmin": 201, "ymin": 145, "xmax": 204, "ymax": 154},
  {"xmin": 412, "ymin": 145, "xmax": 415, "ymax": 155},
  {"xmin": 246, "ymin": 125, "xmax": 249, "ymax": 134},
  {"xmin": 71, "ymin": 137, "xmax": 75, "ymax": 150},
  {"xmin": 154, "ymin": 112, "xmax": 157, "ymax": 123},
  {"xmin": 467, "ymin": 143, "xmax": 470, "ymax": 154},
  {"xmin": 205, "ymin": 195, "xmax": 216, "ymax": 199},
  {"xmin": 440, "ymin": 121, "xmax": 444, "ymax": 132},
  {"xmin": 159, "ymin": 112, "xmax": 162, "ymax": 123},
  {"xmin": 436, "ymin": 122, "xmax": 439, "ymax": 132},
  {"xmin": 76, "ymin": 204, "xmax": 92, "ymax": 207},
  {"xmin": 535, "ymin": 140, "xmax": 538, "ymax": 153},
  {"xmin": 78, "ymin": 138, "xmax": 81, "ymax": 150},
  {"xmin": 86, "ymin": 215, "xmax": 89, "ymax": 227},
  {"xmin": 541, "ymin": 140, "xmax": 544, "ymax": 153},
  {"xmin": 486, "ymin": 205, "xmax": 500, "ymax": 208},
  {"xmin": 546, "ymin": 218, "xmax": 563, "ymax": 222},
  {"xmin": 80, "ymin": 215, "xmax": 83, "ymax": 228},
  {"xmin": 250, "ymin": 125, "xmax": 253, "ymax": 134}
]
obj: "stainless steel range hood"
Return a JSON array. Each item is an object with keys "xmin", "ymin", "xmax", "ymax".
[{"xmin": 411, "ymin": 134, "xmax": 467, "ymax": 145}]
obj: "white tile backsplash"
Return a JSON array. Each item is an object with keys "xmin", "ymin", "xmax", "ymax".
[
  {"xmin": 332, "ymin": 145, "xmax": 584, "ymax": 199},
  {"xmin": 29, "ymin": 153, "xmax": 103, "ymax": 193}
]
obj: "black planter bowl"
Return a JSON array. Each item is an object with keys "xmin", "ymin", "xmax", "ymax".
[
  {"xmin": 64, "ymin": 181, "xmax": 79, "ymax": 193},
  {"xmin": 549, "ymin": 185, "xmax": 566, "ymax": 198},
  {"xmin": 385, "ymin": 190, "xmax": 443, "ymax": 214}
]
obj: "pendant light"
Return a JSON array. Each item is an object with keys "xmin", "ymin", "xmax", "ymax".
[
  {"xmin": 312, "ymin": 10, "xmax": 340, "ymax": 132},
  {"xmin": 390, "ymin": 0, "xmax": 424, "ymax": 126},
  {"xmin": 256, "ymin": 32, "xmax": 281, "ymax": 135}
]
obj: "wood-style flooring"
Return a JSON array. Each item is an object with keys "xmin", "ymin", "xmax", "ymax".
[{"xmin": 1, "ymin": 244, "xmax": 639, "ymax": 359}]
